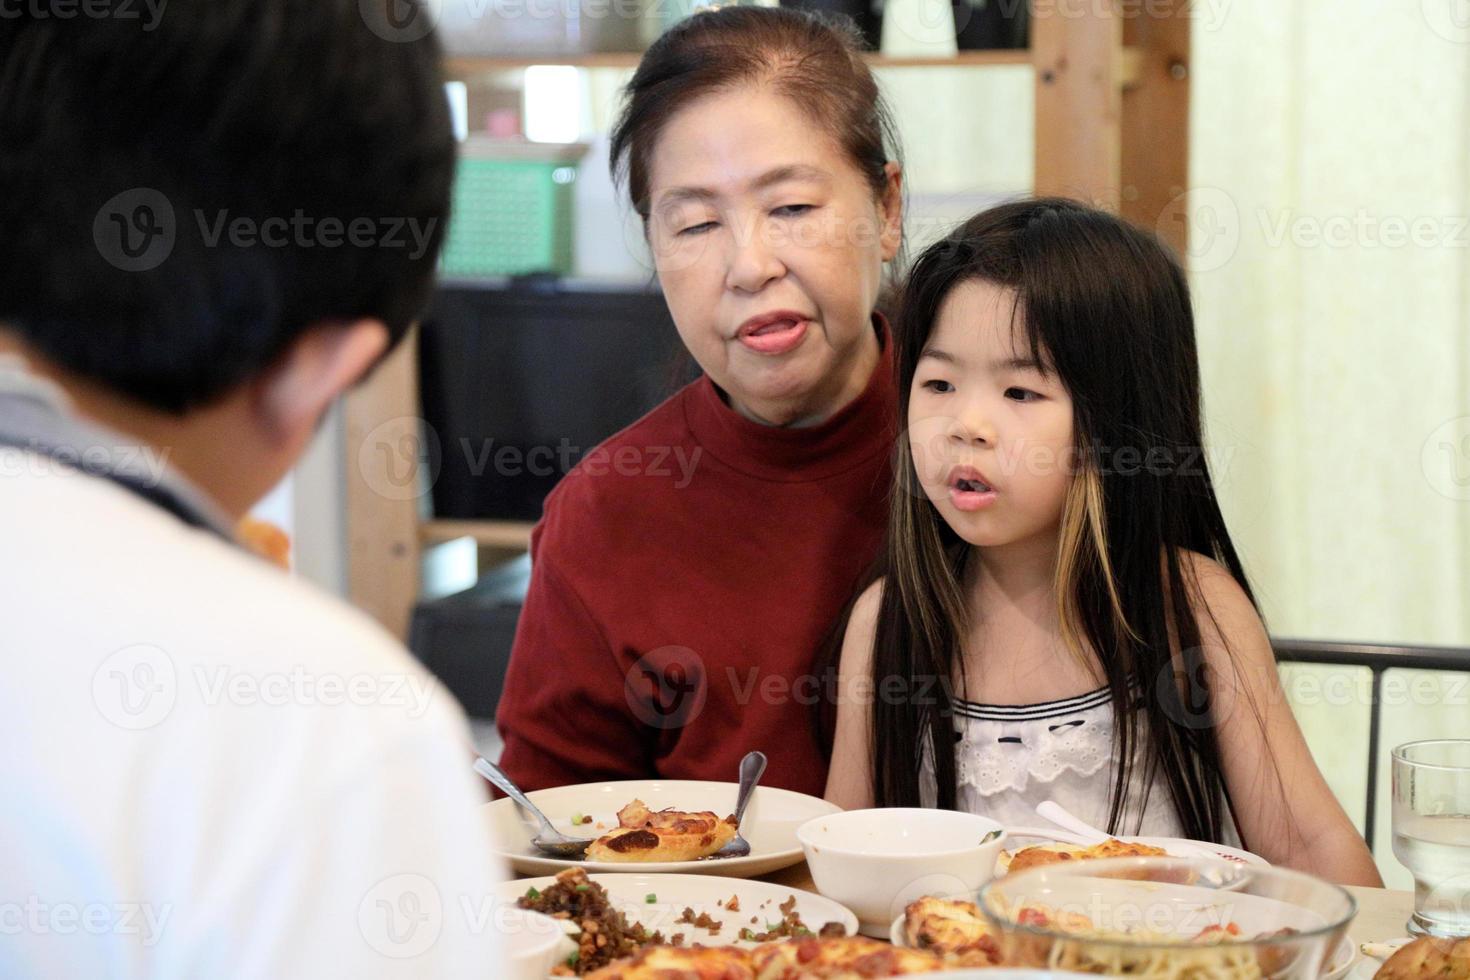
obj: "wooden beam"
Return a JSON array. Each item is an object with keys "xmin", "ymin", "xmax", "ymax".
[
  {"xmin": 343, "ymin": 331, "xmax": 424, "ymax": 641},
  {"xmin": 421, "ymin": 519, "xmax": 535, "ymax": 549},
  {"xmin": 1120, "ymin": 0, "xmax": 1192, "ymax": 258},
  {"xmin": 1032, "ymin": 0, "xmax": 1125, "ymax": 210}
]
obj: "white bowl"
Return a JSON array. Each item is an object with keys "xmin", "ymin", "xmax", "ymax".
[
  {"xmin": 796, "ymin": 808, "xmax": 1007, "ymax": 937},
  {"xmin": 498, "ymin": 907, "xmax": 577, "ymax": 980}
]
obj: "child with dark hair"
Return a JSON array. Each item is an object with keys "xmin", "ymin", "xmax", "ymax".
[
  {"xmin": 0, "ymin": 2, "xmax": 506, "ymax": 973},
  {"xmin": 824, "ymin": 199, "xmax": 1381, "ymax": 885}
]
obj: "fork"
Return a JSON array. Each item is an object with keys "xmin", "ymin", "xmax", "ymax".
[{"xmin": 711, "ymin": 751, "xmax": 767, "ymax": 859}]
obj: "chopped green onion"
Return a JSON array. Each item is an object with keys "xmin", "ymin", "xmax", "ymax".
[
  {"xmin": 645, "ymin": 893, "xmax": 657, "ymax": 903},
  {"xmin": 575, "ymin": 884, "xmax": 591, "ymax": 892},
  {"xmin": 565, "ymin": 950, "xmax": 579, "ymax": 966},
  {"xmin": 571, "ymin": 812, "xmax": 585, "ymax": 824},
  {"xmin": 525, "ymin": 887, "xmax": 540, "ymax": 900}
]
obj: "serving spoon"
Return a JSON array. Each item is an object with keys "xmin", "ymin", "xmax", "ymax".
[{"xmin": 474, "ymin": 756, "xmax": 593, "ymax": 858}]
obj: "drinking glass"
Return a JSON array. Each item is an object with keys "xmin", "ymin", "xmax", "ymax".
[{"xmin": 1391, "ymin": 739, "xmax": 1470, "ymax": 937}]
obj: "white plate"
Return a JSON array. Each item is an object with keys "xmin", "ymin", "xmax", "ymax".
[
  {"xmin": 484, "ymin": 779, "xmax": 840, "ymax": 877},
  {"xmin": 497, "ymin": 871, "xmax": 858, "ymax": 954},
  {"xmin": 1322, "ymin": 935, "xmax": 1358, "ymax": 980}
]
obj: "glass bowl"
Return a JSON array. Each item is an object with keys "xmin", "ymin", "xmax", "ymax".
[{"xmin": 976, "ymin": 856, "xmax": 1357, "ymax": 979}]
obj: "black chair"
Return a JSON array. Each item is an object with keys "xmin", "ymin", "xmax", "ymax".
[
  {"xmin": 409, "ymin": 555, "xmax": 531, "ymax": 720},
  {"xmin": 1273, "ymin": 638, "xmax": 1470, "ymax": 851}
]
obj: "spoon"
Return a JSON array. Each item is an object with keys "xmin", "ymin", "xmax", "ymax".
[
  {"xmin": 1035, "ymin": 801, "xmax": 1109, "ymax": 844},
  {"xmin": 474, "ymin": 757, "xmax": 593, "ymax": 858},
  {"xmin": 710, "ymin": 750, "xmax": 767, "ymax": 859}
]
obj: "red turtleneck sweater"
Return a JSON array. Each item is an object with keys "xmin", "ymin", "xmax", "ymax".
[{"xmin": 496, "ymin": 317, "xmax": 897, "ymax": 796}]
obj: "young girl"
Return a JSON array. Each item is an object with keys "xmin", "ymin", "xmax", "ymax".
[{"xmin": 824, "ymin": 199, "xmax": 1382, "ymax": 885}]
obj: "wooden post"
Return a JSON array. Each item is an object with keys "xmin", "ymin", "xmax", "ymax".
[
  {"xmin": 1120, "ymin": 0, "xmax": 1192, "ymax": 258},
  {"xmin": 1032, "ymin": 0, "xmax": 1125, "ymax": 210},
  {"xmin": 343, "ymin": 331, "xmax": 424, "ymax": 640},
  {"xmin": 1031, "ymin": 0, "xmax": 1190, "ymax": 258}
]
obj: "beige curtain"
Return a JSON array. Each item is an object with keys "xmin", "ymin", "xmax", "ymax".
[{"xmin": 1189, "ymin": 0, "xmax": 1470, "ymax": 883}]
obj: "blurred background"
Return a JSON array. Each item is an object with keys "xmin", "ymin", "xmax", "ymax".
[{"xmin": 252, "ymin": 0, "xmax": 1470, "ymax": 885}]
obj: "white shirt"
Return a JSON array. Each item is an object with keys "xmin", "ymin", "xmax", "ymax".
[
  {"xmin": 0, "ymin": 396, "xmax": 505, "ymax": 976},
  {"xmin": 922, "ymin": 686, "xmax": 1241, "ymax": 844}
]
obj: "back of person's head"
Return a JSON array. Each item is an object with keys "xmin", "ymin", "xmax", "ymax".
[
  {"xmin": 0, "ymin": 0, "xmax": 454, "ymax": 414},
  {"xmin": 872, "ymin": 197, "xmax": 1256, "ymax": 842}
]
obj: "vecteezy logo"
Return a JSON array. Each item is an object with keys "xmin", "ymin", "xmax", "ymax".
[
  {"xmin": 1423, "ymin": 0, "xmax": 1470, "ymax": 44},
  {"xmin": 358, "ymin": 874, "xmax": 443, "ymax": 958},
  {"xmin": 888, "ymin": 872, "xmax": 973, "ymax": 925},
  {"xmin": 1158, "ymin": 187, "xmax": 1239, "ymax": 274},
  {"xmin": 356, "ymin": 416, "xmax": 442, "ymax": 502},
  {"xmin": 625, "ymin": 646, "xmax": 708, "ymax": 730},
  {"xmin": 1422, "ymin": 872, "xmax": 1470, "ymax": 935},
  {"xmin": 1154, "ymin": 654, "xmax": 1221, "ymax": 731},
  {"xmin": 358, "ymin": 0, "xmax": 442, "ymax": 42},
  {"xmin": 93, "ymin": 188, "xmax": 176, "ymax": 273},
  {"xmin": 1422, "ymin": 416, "xmax": 1470, "ymax": 501},
  {"xmin": 92, "ymin": 644, "xmax": 178, "ymax": 730}
]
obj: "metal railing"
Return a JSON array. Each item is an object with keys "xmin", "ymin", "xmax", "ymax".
[{"xmin": 1273, "ymin": 638, "xmax": 1470, "ymax": 850}]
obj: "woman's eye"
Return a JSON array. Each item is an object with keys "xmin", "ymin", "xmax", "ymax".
[
  {"xmin": 772, "ymin": 204, "xmax": 814, "ymax": 218},
  {"xmin": 1004, "ymin": 386, "xmax": 1040, "ymax": 402},
  {"xmin": 921, "ymin": 379, "xmax": 954, "ymax": 394},
  {"xmin": 678, "ymin": 221, "xmax": 717, "ymax": 236}
]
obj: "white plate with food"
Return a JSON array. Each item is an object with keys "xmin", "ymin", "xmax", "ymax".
[
  {"xmin": 484, "ymin": 779, "xmax": 839, "ymax": 877},
  {"xmin": 499, "ymin": 869, "xmax": 857, "ymax": 975}
]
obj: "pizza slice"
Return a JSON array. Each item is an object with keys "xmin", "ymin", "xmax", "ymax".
[
  {"xmin": 901, "ymin": 896, "xmax": 1003, "ymax": 966},
  {"xmin": 749, "ymin": 935, "xmax": 946, "ymax": 978},
  {"xmin": 585, "ymin": 799, "xmax": 738, "ymax": 863},
  {"xmin": 584, "ymin": 945, "xmax": 755, "ymax": 979},
  {"xmin": 1004, "ymin": 837, "xmax": 1168, "ymax": 874}
]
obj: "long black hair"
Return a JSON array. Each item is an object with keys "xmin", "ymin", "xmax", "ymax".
[{"xmin": 869, "ymin": 198, "xmax": 1260, "ymax": 844}]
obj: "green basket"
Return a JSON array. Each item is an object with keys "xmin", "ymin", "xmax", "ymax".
[{"xmin": 440, "ymin": 140, "xmax": 588, "ymax": 278}]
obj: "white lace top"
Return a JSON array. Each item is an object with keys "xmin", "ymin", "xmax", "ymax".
[{"xmin": 920, "ymin": 685, "xmax": 1236, "ymax": 841}]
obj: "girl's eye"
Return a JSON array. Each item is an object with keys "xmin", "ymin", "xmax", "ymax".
[
  {"xmin": 679, "ymin": 221, "xmax": 717, "ymax": 236},
  {"xmin": 1004, "ymin": 386, "xmax": 1041, "ymax": 402},
  {"xmin": 772, "ymin": 204, "xmax": 814, "ymax": 218},
  {"xmin": 921, "ymin": 379, "xmax": 954, "ymax": 394}
]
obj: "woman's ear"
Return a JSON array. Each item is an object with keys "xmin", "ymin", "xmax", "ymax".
[
  {"xmin": 880, "ymin": 161, "xmax": 904, "ymax": 263},
  {"xmin": 252, "ymin": 319, "xmax": 389, "ymax": 449}
]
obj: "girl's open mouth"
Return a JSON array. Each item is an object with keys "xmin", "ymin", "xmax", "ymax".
[{"xmin": 947, "ymin": 466, "xmax": 997, "ymax": 512}]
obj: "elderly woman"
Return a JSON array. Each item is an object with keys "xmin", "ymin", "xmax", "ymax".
[{"xmin": 496, "ymin": 6, "xmax": 904, "ymax": 795}]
